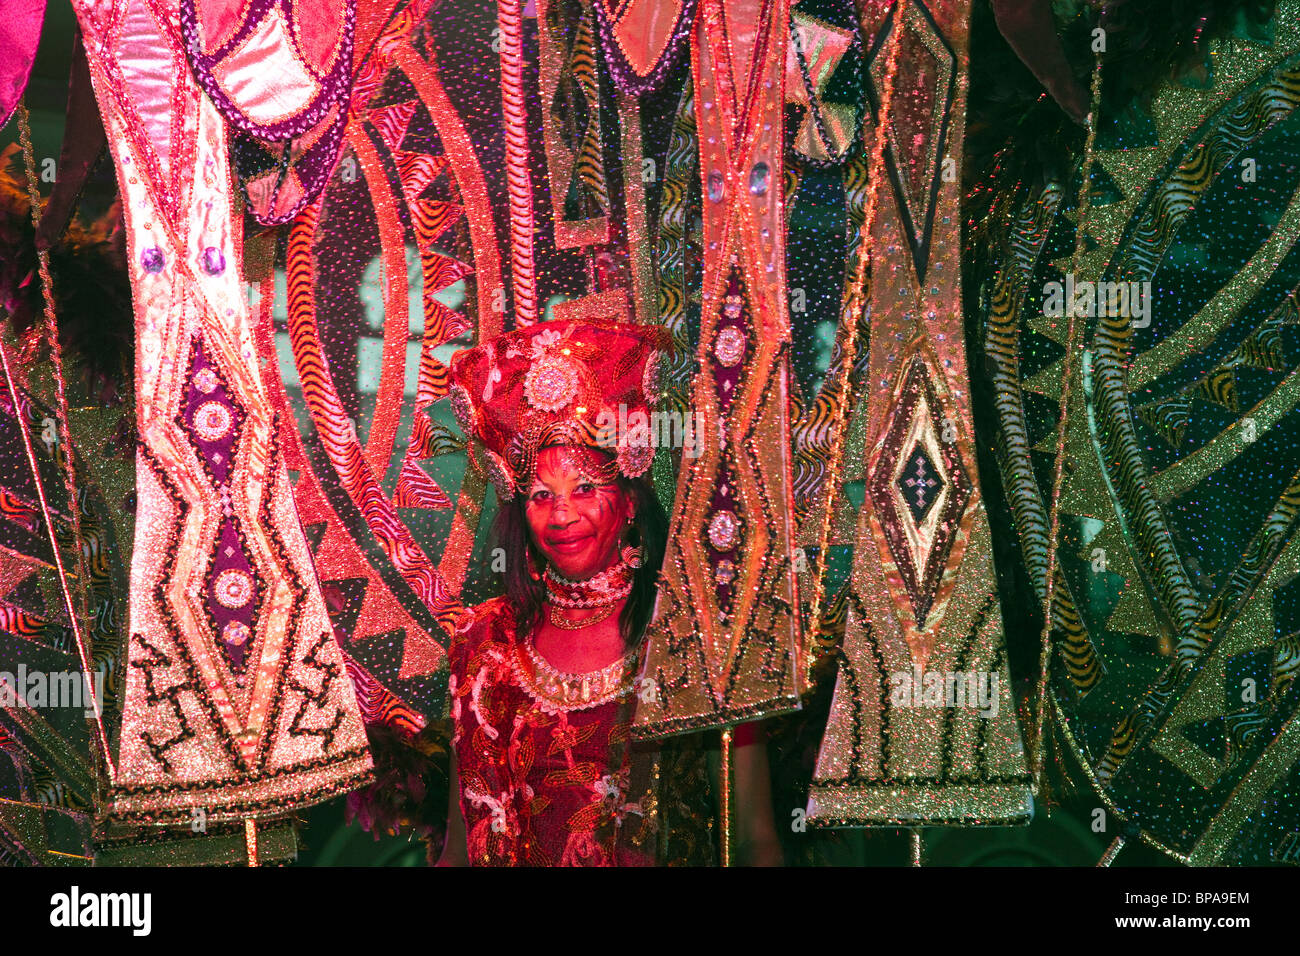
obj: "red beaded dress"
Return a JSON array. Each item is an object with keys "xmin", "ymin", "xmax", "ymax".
[{"xmin": 450, "ymin": 595, "xmax": 719, "ymax": 865}]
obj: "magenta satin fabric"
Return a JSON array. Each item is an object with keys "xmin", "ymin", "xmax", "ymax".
[{"xmin": 0, "ymin": 0, "xmax": 46, "ymax": 130}]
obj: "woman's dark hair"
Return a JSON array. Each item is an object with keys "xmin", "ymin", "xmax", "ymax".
[{"xmin": 492, "ymin": 469, "xmax": 669, "ymax": 646}]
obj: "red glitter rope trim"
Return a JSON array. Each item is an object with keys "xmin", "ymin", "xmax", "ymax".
[{"xmin": 497, "ymin": 0, "xmax": 539, "ymax": 326}]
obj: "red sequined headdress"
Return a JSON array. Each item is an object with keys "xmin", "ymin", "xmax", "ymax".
[{"xmin": 449, "ymin": 320, "xmax": 673, "ymax": 498}]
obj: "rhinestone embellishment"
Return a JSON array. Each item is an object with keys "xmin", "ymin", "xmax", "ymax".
[
  {"xmin": 222, "ymin": 621, "xmax": 251, "ymax": 647},
  {"xmin": 707, "ymin": 170, "xmax": 725, "ymax": 203},
  {"xmin": 707, "ymin": 509, "xmax": 740, "ymax": 551},
  {"xmin": 213, "ymin": 569, "xmax": 255, "ymax": 610},
  {"xmin": 201, "ymin": 246, "xmax": 226, "ymax": 276},
  {"xmin": 523, "ymin": 353, "xmax": 579, "ymax": 412},
  {"xmin": 141, "ymin": 247, "xmax": 165, "ymax": 274},
  {"xmin": 716, "ymin": 559, "xmax": 736, "ymax": 585},
  {"xmin": 722, "ymin": 293, "xmax": 744, "ymax": 322},
  {"xmin": 193, "ymin": 401, "xmax": 233, "ymax": 442},
  {"xmin": 713, "ymin": 327, "xmax": 746, "ymax": 367},
  {"xmin": 193, "ymin": 367, "xmax": 220, "ymax": 394},
  {"xmin": 618, "ymin": 437, "xmax": 654, "ymax": 477}
]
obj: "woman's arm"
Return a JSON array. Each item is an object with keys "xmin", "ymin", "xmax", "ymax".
[
  {"xmin": 435, "ymin": 749, "xmax": 469, "ymax": 866},
  {"xmin": 730, "ymin": 722, "xmax": 784, "ymax": 867}
]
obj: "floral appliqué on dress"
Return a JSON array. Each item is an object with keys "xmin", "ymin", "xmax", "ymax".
[{"xmin": 448, "ymin": 596, "xmax": 656, "ymax": 866}]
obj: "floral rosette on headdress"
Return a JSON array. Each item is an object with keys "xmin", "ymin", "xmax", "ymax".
[{"xmin": 448, "ymin": 320, "xmax": 673, "ymax": 498}]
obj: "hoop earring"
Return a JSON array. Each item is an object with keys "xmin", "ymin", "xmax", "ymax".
[{"xmin": 621, "ymin": 544, "xmax": 644, "ymax": 569}]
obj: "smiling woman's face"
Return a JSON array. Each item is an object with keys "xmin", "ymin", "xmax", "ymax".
[{"xmin": 524, "ymin": 445, "xmax": 633, "ymax": 581}]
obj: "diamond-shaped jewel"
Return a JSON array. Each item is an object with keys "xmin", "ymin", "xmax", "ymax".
[
  {"xmin": 222, "ymin": 621, "xmax": 251, "ymax": 647},
  {"xmin": 201, "ymin": 246, "xmax": 226, "ymax": 276},
  {"xmin": 898, "ymin": 445, "xmax": 943, "ymax": 524},
  {"xmin": 866, "ymin": 357, "xmax": 973, "ymax": 630},
  {"xmin": 141, "ymin": 247, "xmax": 165, "ymax": 274}
]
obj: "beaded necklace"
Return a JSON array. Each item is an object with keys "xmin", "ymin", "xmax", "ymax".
[
  {"xmin": 515, "ymin": 638, "xmax": 640, "ymax": 713},
  {"xmin": 544, "ymin": 557, "xmax": 635, "ymax": 608}
]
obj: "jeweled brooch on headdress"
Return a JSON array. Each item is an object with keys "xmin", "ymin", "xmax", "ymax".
[
  {"xmin": 448, "ymin": 319, "xmax": 674, "ymax": 498},
  {"xmin": 523, "ymin": 351, "xmax": 580, "ymax": 412}
]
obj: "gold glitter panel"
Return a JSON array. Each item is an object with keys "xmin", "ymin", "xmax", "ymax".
[
  {"xmin": 632, "ymin": 0, "xmax": 807, "ymax": 737},
  {"xmin": 807, "ymin": 0, "xmax": 1032, "ymax": 825}
]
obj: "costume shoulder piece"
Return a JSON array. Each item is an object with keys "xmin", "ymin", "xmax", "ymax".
[
  {"xmin": 448, "ymin": 596, "xmax": 516, "ymax": 679},
  {"xmin": 465, "ymin": 595, "xmax": 515, "ymax": 632}
]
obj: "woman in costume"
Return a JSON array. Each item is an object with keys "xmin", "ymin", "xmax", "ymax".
[{"xmin": 437, "ymin": 319, "xmax": 781, "ymax": 866}]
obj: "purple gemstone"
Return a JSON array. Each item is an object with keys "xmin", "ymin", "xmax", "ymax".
[
  {"xmin": 707, "ymin": 171, "xmax": 725, "ymax": 204},
  {"xmin": 141, "ymin": 247, "xmax": 165, "ymax": 274},
  {"xmin": 201, "ymin": 246, "xmax": 226, "ymax": 275}
]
